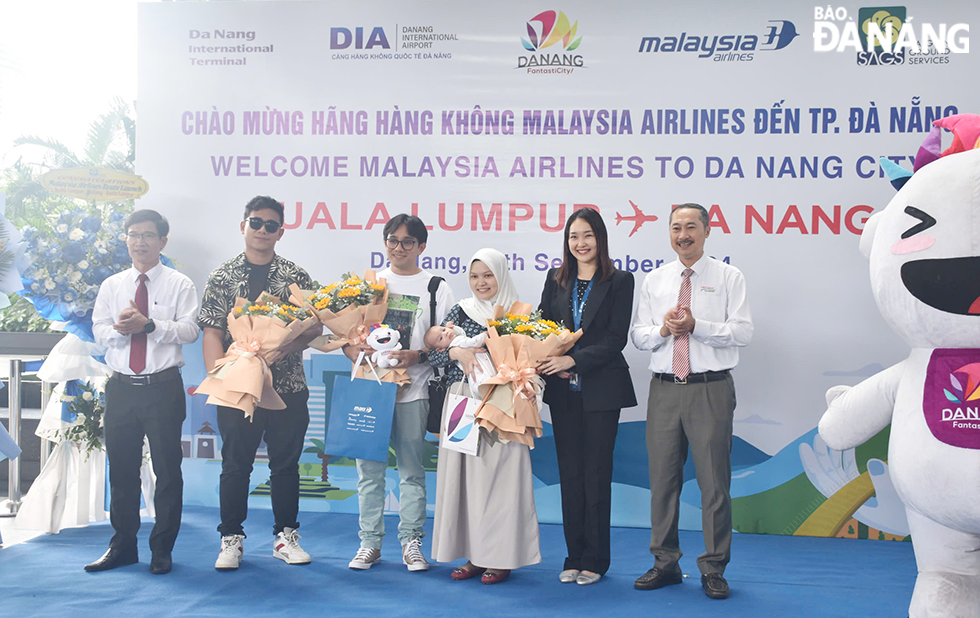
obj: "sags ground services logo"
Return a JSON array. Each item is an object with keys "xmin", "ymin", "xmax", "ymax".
[
  {"xmin": 637, "ymin": 19, "xmax": 798, "ymax": 62},
  {"xmin": 813, "ymin": 6, "xmax": 970, "ymax": 66},
  {"xmin": 517, "ymin": 10, "xmax": 584, "ymax": 75}
]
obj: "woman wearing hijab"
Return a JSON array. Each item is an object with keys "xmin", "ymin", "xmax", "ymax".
[
  {"xmin": 430, "ymin": 248, "xmax": 541, "ymax": 585},
  {"xmin": 537, "ymin": 207, "xmax": 637, "ymax": 586}
]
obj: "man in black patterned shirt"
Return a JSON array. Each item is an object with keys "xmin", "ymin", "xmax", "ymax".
[{"xmin": 198, "ymin": 195, "xmax": 320, "ymax": 570}]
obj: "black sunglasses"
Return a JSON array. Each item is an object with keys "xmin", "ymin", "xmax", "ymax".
[{"xmin": 246, "ymin": 217, "xmax": 282, "ymax": 233}]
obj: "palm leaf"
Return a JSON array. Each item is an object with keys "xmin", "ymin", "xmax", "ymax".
[{"xmin": 13, "ymin": 135, "xmax": 81, "ymax": 168}]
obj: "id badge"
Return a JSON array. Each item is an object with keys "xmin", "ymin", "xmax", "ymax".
[{"xmin": 569, "ymin": 372, "xmax": 582, "ymax": 392}]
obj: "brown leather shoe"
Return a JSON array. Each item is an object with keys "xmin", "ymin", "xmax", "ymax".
[
  {"xmin": 634, "ymin": 566, "xmax": 683, "ymax": 590},
  {"xmin": 84, "ymin": 546, "xmax": 139, "ymax": 572},
  {"xmin": 701, "ymin": 573, "xmax": 730, "ymax": 599}
]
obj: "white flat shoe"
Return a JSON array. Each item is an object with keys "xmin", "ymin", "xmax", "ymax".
[
  {"xmin": 559, "ymin": 569, "xmax": 580, "ymax": 583},
  {"xmin": 576, "ymin": 571, "xmax": 602, "ymax": 585}
]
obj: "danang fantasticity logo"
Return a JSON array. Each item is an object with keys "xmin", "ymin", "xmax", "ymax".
[
  {"xmin": 637, "ymin": 19, "xmax": 798, "ymax": 62},
  {"xmin": 813, "ymin": 6, "xmax": 970, "ymax": 66},
  {"xmin": 924, "ymin": 351, "xmax": 980, "ymax": 450},
  {"xmin": 517, "ymin": 10, "xmax": 585, "ymax": 74}
]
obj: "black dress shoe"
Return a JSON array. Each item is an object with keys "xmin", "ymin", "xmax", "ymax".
[
  {"xmin": 84, "ymin": 546, "xmax": 139, "ymax": 572},
  {"xmin": 149, "ymin": 552, "xmax": 172, "ymax": 575},
  {"xmin": 634, "ymin": 566, "xmax": 683, "ymax": 590},
  {"xmin": 701, "ymin": 572, "xmax": 730, "ymax": 599}
]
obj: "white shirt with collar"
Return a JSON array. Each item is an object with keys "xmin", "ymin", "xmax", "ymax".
[
  {"xmin": 92, "ymin": 262, "xmax": 201, "ymax": 375},
  {"xmin": 630, "ymin": 255, "xmax": 753, "ymax": 374}
]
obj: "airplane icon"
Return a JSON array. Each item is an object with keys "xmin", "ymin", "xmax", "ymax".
[{"xmin": 615, "ymin": 200, "xmax": 658, "ymax": 237}]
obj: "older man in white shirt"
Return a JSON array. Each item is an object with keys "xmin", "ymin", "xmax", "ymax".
[
  {"xmin": 630, "ymin": 203, "xmax": 752, "ymax": 600},
  {"xmin": 88, "ymin": 209, "xmax": 199, "ymax": 575}
]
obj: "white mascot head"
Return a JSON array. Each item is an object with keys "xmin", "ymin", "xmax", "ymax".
[{"xmin": 863, "ymin": 116, "xmax": 980, "ymax": 349}]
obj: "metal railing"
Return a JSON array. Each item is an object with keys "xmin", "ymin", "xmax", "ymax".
[{"xmin": 1, "ymin": 359, "xmax": 24, "ymax": 517}]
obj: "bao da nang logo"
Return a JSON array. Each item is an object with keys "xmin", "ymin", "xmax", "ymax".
[
  {"xmin": 814, "ymin": 6, "xmax": 970, "ymax": 66},
  {"xmin": 517, "ymin": 10, "xmax": 584, "ymax": 74}
]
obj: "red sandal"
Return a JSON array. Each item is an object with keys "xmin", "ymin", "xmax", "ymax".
[
  {"xmin": 482, "ymin": 569, "xmax": 511, "ymax": 584},
  {"xmin": 451, "ymin": 564, "xmax": 485, "ymax": 581}
]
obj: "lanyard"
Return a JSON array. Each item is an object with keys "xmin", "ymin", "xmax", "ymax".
[{"xmin": 571, "ymin": 278, "xmax": 594, "ymax": 331}]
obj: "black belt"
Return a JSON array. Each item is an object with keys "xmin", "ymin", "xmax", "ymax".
[
  {"xmin": 112, "ymin": 366, "xmax": 181, "ymax": 386},
  {"xmin": 653, "ymin": 369, "xmax": 730, "ymax": 385}
]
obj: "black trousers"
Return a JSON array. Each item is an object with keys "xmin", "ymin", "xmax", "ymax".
[
  {"xmin": 217, "ymin": 389, "xmax": 309, "ymax": 537},
  {"xmin": 551, "ymin": 391, "xmax": 621, "ymax": 575},
  {"xmin": 103, "ymin": 375, "xmax": 186, "ymax": 554}
]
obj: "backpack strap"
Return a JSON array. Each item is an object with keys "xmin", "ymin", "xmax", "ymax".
[
  {"xmin": 427, "ymin": 276, "xmax": 444, "ymax": 330},
  {"xmin": 427, "ymin": 276, "xmax": 444, "ymax": 375}
]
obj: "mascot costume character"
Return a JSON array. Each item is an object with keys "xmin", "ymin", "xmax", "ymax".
[{"xmin": 819, "ymin": 114, "xmax": 980, "ymax": 618}]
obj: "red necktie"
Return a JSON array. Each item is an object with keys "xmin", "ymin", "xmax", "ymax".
[
  {"xmin": 129, "ymin": 273, "xmax": 148, "ymax": 374},
  {"xmin": 671, "ymin": 268, "xmax": 693, "ymax": 380}
]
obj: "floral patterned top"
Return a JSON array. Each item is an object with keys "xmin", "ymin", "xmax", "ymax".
[
  {"xmin": 429, "ymin": 303, "xmax": 486, "ymax": 386},
  {"xmin": 198, "ymin": 252, "xmax": 314, "ymax": 394}
]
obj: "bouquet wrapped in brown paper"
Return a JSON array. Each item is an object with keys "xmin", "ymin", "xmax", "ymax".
[
  {"xmin": 195, "ymin": 293, "xmax": 319, "ymax": 420},
  {"xmin": 288, "ymin": 271, "xmax": 388, "ymax": 353},
  {"xmin": 474, "ymin": 302, "xmax": 582, "ymax": 448}
]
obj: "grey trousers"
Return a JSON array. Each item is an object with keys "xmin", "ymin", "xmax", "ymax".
[{"xmin": 646, "ymin": 373, "xmax": 735, "ymax": 575}]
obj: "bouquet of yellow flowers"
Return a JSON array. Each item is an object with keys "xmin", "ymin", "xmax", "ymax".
[
  {"xmin": 289, "ymin": 270, "xmax": 388, "ymax": 353},
  {"xmin": 234, "ymin": 300, "xmax": 314, "ymax": 323},
  {"xmin": 196, "ymin": 292, "xmax": 320, "ymax": 420},
  {"xmin": 488, "ymin": 310, "xmax": 566, "ymax": 340},
  {"xmin": 475, "ymin": 302, "xmax": 582, "ymax": 448}
]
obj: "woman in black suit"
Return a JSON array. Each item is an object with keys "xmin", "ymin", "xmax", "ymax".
[{"xmin": 537, "ymin": 207, "xmax": 637, "ymax": 586}]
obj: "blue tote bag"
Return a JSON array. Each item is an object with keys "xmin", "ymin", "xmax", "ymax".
[{"xmin": 324, "ymin": 374, "xmax": 398, "ymax": 462}]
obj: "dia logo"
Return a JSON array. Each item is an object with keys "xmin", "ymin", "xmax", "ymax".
[{"xmin": 330, "ymin": 27, "xmax": 391, "ymax": 50}]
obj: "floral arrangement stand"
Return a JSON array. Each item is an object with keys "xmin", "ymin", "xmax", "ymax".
[
  {"xmin": 15, "ymin": 379, "xmax": 156, "ymax": 534},
  {"xmin": 17, "ymin": 208, "xmax": 132, "ymax": 342},
  {"xmin": 474, "ymin": 302, "xmax": 582, "ymax": 448}
]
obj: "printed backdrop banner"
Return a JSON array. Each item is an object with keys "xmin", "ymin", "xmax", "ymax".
[{"xmin": 141, "ymin": 1, "xmax": 979, "ymax": 539}]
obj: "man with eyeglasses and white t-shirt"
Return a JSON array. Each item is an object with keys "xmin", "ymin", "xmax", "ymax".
[
  {"xmin": 198, "ymin": 195, "xmax": 320, "ymax": 570},
  {"xmin": 346, "ymin": 213, "xmax": 453, "ymax": 572}
]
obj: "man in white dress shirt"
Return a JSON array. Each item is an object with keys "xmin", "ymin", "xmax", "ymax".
[
  {"xmin": 87, "ymin": 210, "xmax": 200, "ymax": 575},
  {"xmin": 630, "ymin": 203, "xmax": 753, "ymax": 599}
]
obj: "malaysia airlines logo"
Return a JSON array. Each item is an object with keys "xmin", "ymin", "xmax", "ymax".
[{"xmin": 616, "ymin": 200, "xmax": 658, "ymax": 237}]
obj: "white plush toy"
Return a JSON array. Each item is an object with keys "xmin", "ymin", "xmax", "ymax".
[
  {"xmin": 367, "ymin": 324, "xmax": 402, "ymax": 369},
  {"xmin": 819, "ymin": 114, "xmax": 980, "ymax": 618}
]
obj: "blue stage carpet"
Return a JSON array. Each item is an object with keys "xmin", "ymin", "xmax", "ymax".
[{"xmin": 1, "ymin": 506, "xmax": 915, "ymax": 617}]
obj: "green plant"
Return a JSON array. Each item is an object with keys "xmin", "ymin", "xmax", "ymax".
[{"xmin": 0, "ymin": 293, "xmax": 51, "ymax": 332}]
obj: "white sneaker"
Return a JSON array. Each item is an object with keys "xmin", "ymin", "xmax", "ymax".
[
  {"xmin": 215, "ymin": 535, "xmax": 244, "ymax": 570},
  {"xmin": 273, "ymin": 527, "xmax": 311, "ymax": 565},
  {"xmin": 348, "ymin": 547, "xmax": 381, "ymax": 570},
  {"xmin": 402, "ymin": 537, "xmax": 429, "ymax": 572}
]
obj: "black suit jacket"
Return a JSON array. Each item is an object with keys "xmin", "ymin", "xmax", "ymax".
[{"xmin": 538, "ymin": 268, "xmax": 638, "ymax": 412}]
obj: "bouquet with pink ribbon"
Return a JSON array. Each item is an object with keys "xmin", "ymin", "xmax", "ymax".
[
  {"xmin": 475, "ymin": 302, "xmax": 582, "ymax": 448},
  {"xmin": 288, "ymin": 271, "xmax": 388, "ymax": 354},
  {"xmin": 195, "ymin": 293, "xmax": 318, "ymax": 420}
]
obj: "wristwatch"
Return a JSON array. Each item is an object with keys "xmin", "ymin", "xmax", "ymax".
[
  {"xmin": 143, "ymin": 318, "xmax": 156, "ymax": 334},
  {"xmin": 418, "ymin": 350, "xmax": 429, "ymax": 364}
]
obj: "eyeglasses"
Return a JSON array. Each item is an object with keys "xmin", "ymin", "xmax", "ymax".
[
  {"xmin": 385, "ymin": 237, "xmax": 418, "ymax": 251},
  {"xmin": 126, "ymin": 232, "xmax": 159, "ymax": 242},
  {"xmin": 246, "ymin": 217, "xmax": 282, "ymax": 233}
]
